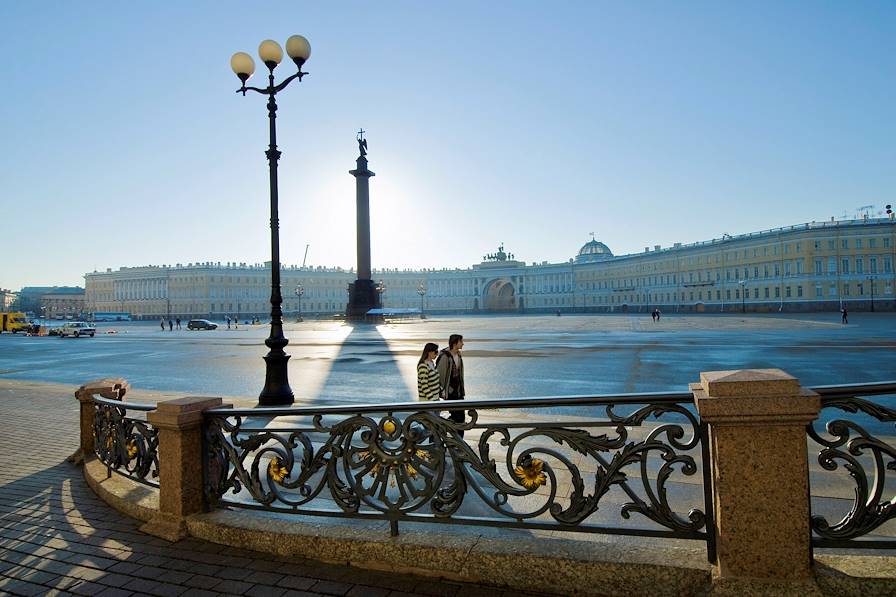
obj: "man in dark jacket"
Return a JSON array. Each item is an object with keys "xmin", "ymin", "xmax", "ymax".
[{"xmin": 436, "ymin": 334, "xmax": 465, "ymax": 430}]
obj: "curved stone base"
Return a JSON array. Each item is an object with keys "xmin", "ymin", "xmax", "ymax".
[
  {"xmin": 82, "ymin": 457, "xmax": 896, "ymax": 596},
  {"xmin": 84, "ymin": 457, "xmax": 157, "ymax": 523}
]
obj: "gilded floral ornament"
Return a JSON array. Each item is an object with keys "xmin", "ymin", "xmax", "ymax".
[
  {"xmin": 268, "ymin": 458, "xmax": 289, "ymax": 482},
  {"xmin": 514, "ymin": 458, "xmax": 546, "ymax": 489},
  {"xmin": 405, "ymin": 464, "xmax": 419, "ymax": 480},
  {"xmin": 382, "ymin": 420, "xmax": 397, "ymax": 434},
  {"xmin": 126, "ymin": 439, "xmax": 138, "ymax": 459}
]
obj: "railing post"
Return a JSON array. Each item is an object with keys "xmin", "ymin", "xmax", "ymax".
[
  {"xmin": 692, "ymin": 369, "xmax": 820, "ymax": 580},
  {"xmin": 69, "ymin": 378, "xmax": 129, "ymax": 465},
  {"xmin": 140, "ymin": 396, "xmax": 222, "ymax": 542}
]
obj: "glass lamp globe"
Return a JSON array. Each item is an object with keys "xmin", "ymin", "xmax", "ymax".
[
  {"xmin": 230, "ymin": 52, "xmax": 255, "ymax": 83},
  {"xmin": 286, "ymin": 35, "xmax": 311, "ymax": 68},
  {"xmin": 258, "ymin": 39, "xmax": 283, "ymax": 68}
]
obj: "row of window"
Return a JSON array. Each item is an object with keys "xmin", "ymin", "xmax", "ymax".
[
  {"xmin": 578, "ymin": 281, "xmax": 896, "ymax": 305},
  {"xmin": 815, "ymin": 237, "xmax": 892, "ymax": 250},
  {"xmin": 815, "ymin": 256, "xmax": 893, "ymax": 275}
]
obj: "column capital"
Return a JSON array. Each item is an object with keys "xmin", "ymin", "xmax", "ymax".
[{"xmin": 350, "ymin": 155, "xmax": 375, "ymax": 178}]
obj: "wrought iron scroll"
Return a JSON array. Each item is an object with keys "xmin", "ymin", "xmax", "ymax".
[
  {"xmin": 204, "ymin": 397, "xmax": 707, "ymax": 539},
  {"xmin": 807, "ymin": 389, "xmax": 896, "ymax": 547},
  {"xmin": 93, "ymin": 401, "xmax": 159, "ymax": 487}
]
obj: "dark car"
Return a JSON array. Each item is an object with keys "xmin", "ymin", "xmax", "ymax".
[{"xmin": 187, "ymin": 319, "xmax": 218, "ymax": 330}]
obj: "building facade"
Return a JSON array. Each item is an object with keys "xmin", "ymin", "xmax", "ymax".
[
  {"xmin": 41, "ymin": 291, "xmax": 86, "ymax": 319},
  {"xmin": 1, "ymin": 289, "xmax": 16, "ymax": 311},
  {"xmin": 12, "ymin": 286, "xmax": 84, "ymax": 316},
  {"xmin": 84, "ymin": 217, "xmax": 896, "ymax": 319}
]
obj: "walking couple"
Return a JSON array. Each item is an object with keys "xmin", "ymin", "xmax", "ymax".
[{"xmin": 416, "ymin": 334, "xmax": 466, "ymax": 427}]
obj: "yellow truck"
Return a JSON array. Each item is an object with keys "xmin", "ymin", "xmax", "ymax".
[{"xmin": 1, "ymin": 312, "xmax": 32, "ymax": 333}]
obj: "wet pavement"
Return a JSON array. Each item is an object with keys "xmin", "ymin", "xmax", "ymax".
[{"xmin": 1, "ymin": 313, "xmax": 894, "ymax": 407}]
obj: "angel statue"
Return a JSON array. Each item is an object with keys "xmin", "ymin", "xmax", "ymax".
[{"xmin": 357, "ymin": 129, "xmax": 368, "ymax": 156}]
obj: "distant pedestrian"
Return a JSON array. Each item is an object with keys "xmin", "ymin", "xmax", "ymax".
[
  {"xmin": 416, "ymin": 342, "xmax": 441, "ymax": 401},
  {"xmin": 226, "ymin": 316, "xmax": 231, "ymax": 329},
  {"xmin": 160, "ymin": 318, "xmax": 165, "ymax": 331},
  {"xmin": 651, "ymin": 309, "xmax": 657, "ymax": 322},
  {"xmin": 234, "ymin": 317, "xmax": 238, "ymax": 329},
  {"xmin": 168, "ymin": 319, "xmax": 173, "ymax": 331},
  {"xmin": 841, "ymin": 308, "xmax": 848, "ymax": 324},
  {"xmin": 175, "ymin": 318, "xmax": 181, "ymax": 329},
  {"xmin": 437, "ymin": 334, "xmax": 466, "ymax": 435},
  {"xmin": 656, "ymin": 309, "xmax": 661, "ymax": 321}
]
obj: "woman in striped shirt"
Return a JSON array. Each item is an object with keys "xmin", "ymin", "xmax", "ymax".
[{"xmin": 416, "ymin": 342, "xmax": 441, "ymax": 401}]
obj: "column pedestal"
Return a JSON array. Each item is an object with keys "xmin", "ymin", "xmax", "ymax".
[{"xmin": 347, "ymin": 279, "xmax": 382, "ymax": 320}]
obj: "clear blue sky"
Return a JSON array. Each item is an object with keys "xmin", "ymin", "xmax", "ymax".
[{"xmin": 2, "ymin": 1, "xmax": 894, "ymax": 290}]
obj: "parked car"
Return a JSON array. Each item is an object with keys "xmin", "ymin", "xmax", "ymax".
[
  {"xmin": 187, "ymin": 319, "xmax": 218, "ymax": 330},
  {"xmin": 59, "ymin": 322, "xmax": 97, "ymax": 338}
]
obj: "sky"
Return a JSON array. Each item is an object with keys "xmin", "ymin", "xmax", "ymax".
[{"xmin": 2, "ymin": 1, "xmax": 894, "ymax": 290}]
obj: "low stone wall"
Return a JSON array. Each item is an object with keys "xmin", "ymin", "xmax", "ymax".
[{"xmin": 74, "ymin": 372, "xmax": 896, "ymax": 596}]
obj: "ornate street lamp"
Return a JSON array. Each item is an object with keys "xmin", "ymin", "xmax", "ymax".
[
  {"xmin": 738, "ymin": 280, "xmax": 746, "ymax": 314},
  {"xmin": 417, "ymin": 282, "xmax": 427, "ymax": 319},
  {"xmin": 295, "ymin": 283, "xmax": 304, "ymax": 322},
  {"xmin": 230, "ymin": 35, "xmax": 311, "ymax": 406}
]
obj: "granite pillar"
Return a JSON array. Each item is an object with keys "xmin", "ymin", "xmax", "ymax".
[
  {"xmin": 140, "ymin": 396, "xmax": 223, "ymax": 541},
  {"xmin": 693, "ymin": 368, "xmax": 820, "ymax": 580},
  {"xmin": 70, "ymin": 378, "xmax": 129, "ymax": 465}
]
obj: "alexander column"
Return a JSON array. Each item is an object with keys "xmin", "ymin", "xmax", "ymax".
[{"xmin": 346, "ymin": 130, "xmax": 382, "ymax": 320}]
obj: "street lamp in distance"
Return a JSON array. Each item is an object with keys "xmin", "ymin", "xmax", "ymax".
[
  {"xmin": 738, "ymin": 280, "xmax": 746, "ymax": 314},
  {"xmin": 230, "ymin": 34, "xmax": 312, "ymax": 407},
  {"xmin": 417, "ymin": 283, "xmax": 427, "ymax": 319},
  {"xmin": 295, "ymin": 283, "xmax": 304, "ymax": 322}
]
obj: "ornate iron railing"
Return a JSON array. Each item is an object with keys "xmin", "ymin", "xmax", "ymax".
[
  {"xmin": 93, "ymin": 396, "xmax": 160, "ymax": 487},
  {"xmin": 807, "ymin": 381, "xmax": 896, "ymax": 549},
  {"xmin": 203, "ymin": 392, "xmax": 712, "ymax": 555}
]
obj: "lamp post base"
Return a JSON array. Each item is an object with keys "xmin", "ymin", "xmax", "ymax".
[{"xmin": 259, "ymin": 348, "xmax": 294, "ymax": 406}]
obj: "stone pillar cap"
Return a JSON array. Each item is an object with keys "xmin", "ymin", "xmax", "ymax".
[
  {"xmin": 700, "ymin": 368, "xmax": 799, "ymax": 398},
  {"xmin": 76, "ymin": 378, "xmax": 129, "ymax": 402},
  {"xmin": 694, "ymin": 369, "xmax": 820, "ymax": 423},
  {"xmin": 155, "ymin": 396, "xmax": 223, "ymax": 414},
  {"xmin": 149, "ymin": 397, "xmax": 223, "ymax": 429}
]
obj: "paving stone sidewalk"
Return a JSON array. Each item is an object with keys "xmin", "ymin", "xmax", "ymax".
[{"xmin": 0, "ymin": 380, "xmax": 551, "ymax": 597}]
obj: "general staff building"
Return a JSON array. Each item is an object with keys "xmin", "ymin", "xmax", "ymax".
[{"xmin": 85, "ymin": 217, "xmax": 896, "ymax": 319}]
